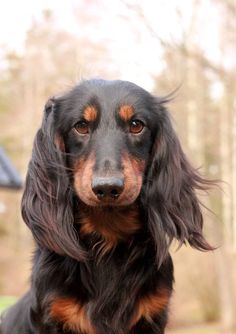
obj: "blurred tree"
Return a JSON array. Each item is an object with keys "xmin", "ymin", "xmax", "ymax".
[{"xmin": 1, "ymin": 9, "xmax": 111, "ymax": 158}]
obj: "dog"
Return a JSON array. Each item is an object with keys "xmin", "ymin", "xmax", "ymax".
[{"xmin": 0, "ymin": 79, "xmax": 213, "ymax": 333}]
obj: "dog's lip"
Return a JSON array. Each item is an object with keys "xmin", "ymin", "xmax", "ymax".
[
  {"xmin": 80, "ymin": 196, "xmax": 138, "ymax": 208},
  {"xmin": 84, "ymin": 201, "xmax": 128, "ymax": 208},
  {"xmin": 76, "ymin": 193, "xmax": 126, "ymax": 207}
]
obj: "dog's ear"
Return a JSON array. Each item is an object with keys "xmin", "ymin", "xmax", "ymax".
[
  {"xmin": 142, "ymin": 101, "xmax": 213, "ymax": 267},
  {"xmin": 21, "ymin": 97, "xmax": 86, "ymax": 261}
]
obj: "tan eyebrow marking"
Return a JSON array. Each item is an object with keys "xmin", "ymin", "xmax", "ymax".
[
  {"xmin": 83, "ymin": 105, "xmax": 98, "ymax": 122},
  {"xmin": 119, "ymin": 105, "xmax": 135, "ymax": 122}
]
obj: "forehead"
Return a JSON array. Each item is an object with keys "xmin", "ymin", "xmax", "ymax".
[
  {"xmin": 63, "ymin": 80, "xmax": 151, "ymax": 112},
  {"xmin": 55, "ymin": 80, "xmax": 155, "ymax": 132},
  {"xmin": 76, "ymin": 80, "xmax": 151, "ymax": 107}
]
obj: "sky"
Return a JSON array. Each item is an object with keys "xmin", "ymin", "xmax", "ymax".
[
  {"xmin": 0, "ymin": 0, "xmax": 76, "ymax": 50},
  {"xmin": 0, "ymin": 0, "xmax": 224, "ymax": 90}
]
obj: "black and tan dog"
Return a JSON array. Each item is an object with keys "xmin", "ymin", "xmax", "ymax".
[{"xmin": 0, "ymin": 79, "xmax": 213, "ymax": 333}]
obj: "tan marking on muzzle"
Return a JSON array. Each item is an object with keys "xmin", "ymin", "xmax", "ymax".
[
  {"xmin": 115, "ymin": 153, "xmax": 145, "ymax": 206},
  {"xmin": 73, "ymin": 154, "xmax": 99, "ymax": 206}
]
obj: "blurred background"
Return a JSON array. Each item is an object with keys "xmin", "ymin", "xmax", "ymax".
[{"xmin": 0, "ymin": 0, "xmax": 235, "ymax": 333}]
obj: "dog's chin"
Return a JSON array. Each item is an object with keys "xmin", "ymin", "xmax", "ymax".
[{"xmin": 78, "ymin": 195, "xmax": 139, "ymax": 209}]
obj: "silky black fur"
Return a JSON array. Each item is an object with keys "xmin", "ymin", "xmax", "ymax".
[{"xmin": 0, "ymin": 79, "xmax": 212, "ymax": 334}]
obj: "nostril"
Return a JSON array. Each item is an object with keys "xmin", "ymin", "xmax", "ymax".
[
  {"xmin": 92, "ymin": 177, "xmax": 124, "ymax": 201},
  {"xmin": 95, "ymin": 189, "xmax": 105, "ymax": 199},
  {"xmin": 110, "ymin": 188, "xmax": 121, "ymax": 199}
]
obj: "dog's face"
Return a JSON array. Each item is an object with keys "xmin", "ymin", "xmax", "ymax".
[
  {"xmin": 22, "ymin": 79, "xmax": 213, "ymax": 262},
  {"xmin": 55, "ymin": 80, "xmax": 157, "ymax": 207}
]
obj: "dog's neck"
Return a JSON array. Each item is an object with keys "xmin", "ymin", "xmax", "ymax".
[{"xmin": 77, "ymin": 202, "xmax": 141, "ymax": 255}]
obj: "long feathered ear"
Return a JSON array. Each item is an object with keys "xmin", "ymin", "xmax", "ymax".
[
  {"xmin": 21, "ymin": 98, "xmax": 86, "ymax": 261},
  {"xmin": 142, "ymin": 101, "xmax": 213, "ymax": 267}
]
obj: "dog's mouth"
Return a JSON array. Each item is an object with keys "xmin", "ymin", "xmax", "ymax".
[
  {"xmin": 76, "ymin": 187, "xmax": 141, "ymax": 208},
  {"xmin": 74, "ymin": 179, "xmax": 142, "ymax": 208},
  {"xmin": 73, "ymin": 153, "xmax": 145, "ymax": 208}
]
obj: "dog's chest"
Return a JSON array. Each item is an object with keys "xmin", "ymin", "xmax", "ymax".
[
  {"xmin": 49, "ymin": 267, "xmax": 170, "ymax": 334},
  {"xmin": 47, "ymin": 247, "xmax": 165, "ymax": 334},
  {"xmin": 50, "ymin": 257, "xmax": 141, "ymax": 333},
  {"xmin": 44, "ymin": 245, "xmax": 172, "ymax": 334}
]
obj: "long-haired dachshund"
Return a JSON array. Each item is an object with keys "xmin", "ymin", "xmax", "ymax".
[{"xmin": 0, "ymin": 79, "xmax": 213, "ymax": 334}]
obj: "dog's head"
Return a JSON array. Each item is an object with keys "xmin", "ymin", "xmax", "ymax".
[
  {"xmin": 57, "ymin": 80, "xmax": 155, "ymax": 207},
  {"xmin": 22, "ymin": 79, "xmax": 213, "ymax": 265}
]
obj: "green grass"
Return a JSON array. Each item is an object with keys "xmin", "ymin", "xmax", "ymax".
[{"xmin": 0, "ymin": 296, "xmax": 16, "ymax": 313}]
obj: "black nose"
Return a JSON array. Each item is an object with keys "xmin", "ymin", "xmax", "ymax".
[{"xmin": 92, "ymin": 177, "xmax": 124, "ymax": 200}]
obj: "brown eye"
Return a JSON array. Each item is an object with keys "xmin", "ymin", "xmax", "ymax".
[
  {"xmin": 74, "ymin": 120, "xmax": 89, "ymax": 134},
  {"xmin": 129, "ymin": 120, "xmax": 145, "ymax": 134}
]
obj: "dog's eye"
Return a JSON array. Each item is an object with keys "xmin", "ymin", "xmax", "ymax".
[
  {"xmin": 74, "ymin": 121, "xmax": 89, "ymax": 134},
  {"xmin": 129, "ymin": 120, "xmax": 144, "ymax": 134}
]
